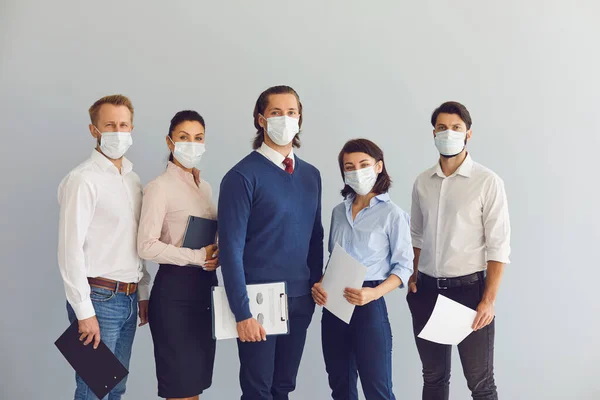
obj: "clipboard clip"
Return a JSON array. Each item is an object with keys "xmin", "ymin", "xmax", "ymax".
[{"xmin": 279, "ymin": 293, "xmax": 288, "ymax": 322}]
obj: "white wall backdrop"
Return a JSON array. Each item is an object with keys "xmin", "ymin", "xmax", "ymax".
[{"xmin": 1, "ymin": 1, "xmax": 598, "ymax": 399}]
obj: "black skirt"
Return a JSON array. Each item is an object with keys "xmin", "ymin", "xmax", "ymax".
[{"xmin": 148, "ymin": 264, "xmax": 217, "ymax": 398}]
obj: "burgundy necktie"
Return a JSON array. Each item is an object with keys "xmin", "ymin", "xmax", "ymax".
[{"xmin": 283, "ymin": 157, "xmax": 294, "ymax": 174}]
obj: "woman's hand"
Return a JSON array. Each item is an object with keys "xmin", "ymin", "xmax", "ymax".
[
  {"xmin": 311, "ymin": 282, "xmax": 328, "ymax": 306},
  {"xmin": 344, "ymin": 287, "xmax": 380, "ymax": 306},
  {"xmin": 203, "ymin": 244, "xmax": 219, "ymax": 271}
]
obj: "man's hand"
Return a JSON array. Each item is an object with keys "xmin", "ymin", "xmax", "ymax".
[
  {"xmin": 138, "ymin": 300, "xmax": 149, "ymax": 327},
  {"xmin": 78, "ymin": 316, "xmax": 101, "ymax": 349},
  {"xmin": 236, "ymin": 317, "xmax": 266, "ymax": 343},
  {"xmin": 344, "ymin": 287, "xmax": 380, "ymax": 306},
  {"xmin": 311, "ymin": 282, "xmax": 327, "ymax": 306},
  {"xmin": 203, "ymin": 244, "xmax": 219, "ymax": 271},
  {"xmin": 408, "ymin": 273, "xmax": 418, "ymax": 293},
  {"xmin": 472, "ymin": 299, "xmax": 495, "ymax": 330}
]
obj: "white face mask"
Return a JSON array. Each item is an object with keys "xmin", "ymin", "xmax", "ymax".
[
  {"xmin": 434, "ymin": 129, "xmax": 467, "ymax": 157},
  {"xmin": 97, "ymin": 129, "xmax": 133, "ymax": 159},
  {"xmin": 263, "ymin": 115, "xmax": 299, "ymax": 146},
  {"xmin": 169, "ymin": 137, "xmax": 206, "ymax": 169},
  {"xmin": 344, "ymin": 165, "xmax": 378, "ymax": 196}
]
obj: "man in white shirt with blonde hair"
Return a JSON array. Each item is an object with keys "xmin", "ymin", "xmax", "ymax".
[
  {"xmin": 57, "ymin": 94, "xmax": 150, "ymax": 400},
  {"xmin": 408, "ymin": 101, "xmax": 511, "ymax": 400}
]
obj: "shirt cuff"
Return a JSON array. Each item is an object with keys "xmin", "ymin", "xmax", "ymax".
[
  {"xmin": 486, "ymin": 249, "xmax": 511, "ymax": 264},
  {"xmin": 392, "ymin": 268, "xmax": 413, "ymax": 289},
  {"xmin": 193, "ymin": 247, "xmax": 208, "ymax": 266},
  {"xmin": 71, "ymin": 299, "xmax": 96, "ymax": 320},
  {"xmin": 137, "ymin": 283, "xmax": 150, "ymax": 301},
  {"xmin": 411, "ymin": 236, "xmax": 423, "ymax": 249}
]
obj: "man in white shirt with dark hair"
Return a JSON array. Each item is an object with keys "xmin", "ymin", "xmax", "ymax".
[
  {"xmin": 57, "ymin": 94, "xmax": 150, "ymax": 400},
  {"xmin": 408, "ymin": 101, "xmax": 511, "ymax": 400}
]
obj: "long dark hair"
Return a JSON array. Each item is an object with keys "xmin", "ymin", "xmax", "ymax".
[
  {"xmin": 338, "ymin": 138, "xmax": 392, "ymax": 199},
  {"xmin": 252, "ymin": 85, "xmax": 303, "ymax": 150},
  {"xmin": 168, "ymin": 110, "xmax": 205, "ymax": 162}
]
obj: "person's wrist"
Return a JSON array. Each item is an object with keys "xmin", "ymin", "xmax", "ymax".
[
  {"xmin": 481, "ymin": 296, "xmax": 495, "ymax": 306},
  {"xmin": 373, "ymin": 286, "xmax": 383, "ymax": 300}
]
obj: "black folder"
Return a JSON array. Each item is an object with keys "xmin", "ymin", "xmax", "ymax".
[
  {"xmin": 182, "ymin": 215, "xmax": 218, "ymax": 250},
  {"xmin": 55, "ymin": 321, "xmax": 128, "ymax": 399}
]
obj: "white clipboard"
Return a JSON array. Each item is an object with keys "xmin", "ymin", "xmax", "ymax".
[{"xmin": 211, "ymin": 282, "xmax": 289, "ymax": 340}]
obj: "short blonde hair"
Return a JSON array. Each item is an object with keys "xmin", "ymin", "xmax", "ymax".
[{"xmin": 88, "ymin": 94, "xmax": 134, "ymax": 126}]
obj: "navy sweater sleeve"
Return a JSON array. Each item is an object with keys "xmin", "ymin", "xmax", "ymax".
[
  {"xmin": 218, "ymin": 170, "xmax": 253, "ymax": 322},
  {"xmin": 307, "ymin": 172, "xmax": 324, "ymax": 286}
]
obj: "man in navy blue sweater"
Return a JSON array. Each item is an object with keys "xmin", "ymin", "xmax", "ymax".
[{"xmin": 218, "ymin": 85, "xmax": 324, "ymax": 400}]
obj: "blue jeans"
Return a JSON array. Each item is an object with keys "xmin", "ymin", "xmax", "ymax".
[
  {"xmin": 66, "ymin": 287, "xmax": 138, "ymax": 400},
  {"xmin": 321, "ymin": 281, "xmax": 395, "ymax": 400}
]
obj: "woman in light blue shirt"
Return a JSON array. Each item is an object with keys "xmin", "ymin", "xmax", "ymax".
[{"xmin": 312, "ymin": 138, "xmax": 414, "ymax": 400}]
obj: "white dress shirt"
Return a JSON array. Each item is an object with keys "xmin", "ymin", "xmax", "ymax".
[
  {"xmin": 411, "ymin": 154, "xmax": 511, "ymax": 278},
  {"xmin": 58, "ymin": 150, "xmax": 150, "ymax": 320},
  {"xmin": 256, "ymin": 142, "xmax": 295, "ymax": 170}
]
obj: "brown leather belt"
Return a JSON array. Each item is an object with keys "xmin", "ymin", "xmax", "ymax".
[{"xmin": 88, "ymin": 277, "xmax": 137, "ymax": 295}]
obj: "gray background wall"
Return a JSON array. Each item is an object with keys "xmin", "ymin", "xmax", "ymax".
[{"xmin": 1, "ymin": 1, "xmax": 598, "ymax": 399}]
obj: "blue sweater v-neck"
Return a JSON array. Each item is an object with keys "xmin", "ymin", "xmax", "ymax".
[{"xmin": 218, "ymin": 151, "xmax": 324, "ymax": 321}]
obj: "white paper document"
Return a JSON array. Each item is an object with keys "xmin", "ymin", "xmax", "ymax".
[
  {"xmin": 212, "ymin": 282, "xmax": 289, "ymax": 340},
  {"xmin": 418, "ymin": 294, "xmax": 477, "ymax": 345},
  {"xmin": 321, "ymin": 243, "xmax": 369, "ymax": 324}
]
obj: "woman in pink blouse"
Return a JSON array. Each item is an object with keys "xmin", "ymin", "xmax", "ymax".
[{"xmin": 137, "ymin": 110, "xmax": 219, "ymax": 400}]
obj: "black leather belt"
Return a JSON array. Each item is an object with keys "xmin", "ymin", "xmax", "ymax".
[{"xmin": 418, "ymin": 271, "xmax": 484, "ymax": 290}]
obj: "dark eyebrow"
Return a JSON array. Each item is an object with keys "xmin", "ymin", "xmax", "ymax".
[
  {"xmin": 179, "ymin": 130, "xmax": 204, "ymax": 136},
  {"xmin": 359, "ymin": 159, "xmax": 370, "ymax": 163}
]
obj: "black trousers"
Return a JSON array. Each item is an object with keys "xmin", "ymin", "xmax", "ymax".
[{"xmin": 407, "ymin": 272, "xmax": 498, "ymax": 400}]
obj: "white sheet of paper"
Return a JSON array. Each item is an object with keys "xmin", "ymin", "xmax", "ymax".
[
  {"xmin": 212, "ymin": 282, "xmax": 289, "ymax": 340},
  {"xmin": 417, "ymin": 294, "xmax": 477, "ymax": 345},
  {"xmin": 321, "ymin": 243, "xmax": 369, "ymax": 324}
]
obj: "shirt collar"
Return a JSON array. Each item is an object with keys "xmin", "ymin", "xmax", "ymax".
[
  {"xmin": 430, "ymin": 153, "xmax": 473, "ymax": 178},
  {"xmin": 344, "ymin": 192, "xmax": 390, "ymax": 209},
  {"xmin": 259, "ymin": 142, "xmax": 295, "ymax": 166},
  {"xmin": 90, "ymin": 149, "xmax": 133, "ymax": 175},
  {"xmin": 167, "ymin": 161, "xmax": 197, "ymax": 185}
]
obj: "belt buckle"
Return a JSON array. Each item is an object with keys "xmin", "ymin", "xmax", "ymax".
[
  {"xmin": 436, "ymin": 278, "xmax": 449, "ymax": 290},
  {"xmin": 126, "ymin": 283, "xmax": 131, "ymax": 296}
]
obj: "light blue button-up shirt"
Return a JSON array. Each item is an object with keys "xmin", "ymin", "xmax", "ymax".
[{"xmin": 328, "ymin": 193, "xmax": 414, "ymax": 287}]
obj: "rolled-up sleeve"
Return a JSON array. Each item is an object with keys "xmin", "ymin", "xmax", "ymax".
[
  {"xmin": 388, "ymin": 211, "xmax": 414, "ymax": 288},
  {"xmin": 410, "ymin": 180, "xmax": 424, "ymax": 249},
  {"xmin": 137, "ymin": 259, "xmax": 151, "ymax": 301},
  {"xmin": 483, "ymin": 175, "xmax": 511, "ymax": 264}
]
